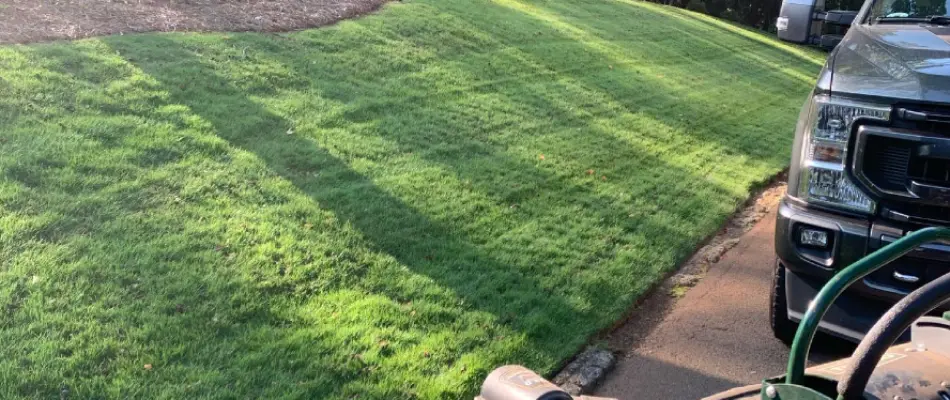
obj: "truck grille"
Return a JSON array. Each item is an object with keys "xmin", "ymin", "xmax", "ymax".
[
  {"xmin": 861, "ymin": 135, "xmax": 911, "ymax": 192},
  {"xmin": 881, "ymin": 202, "xmax": 950, "ymax": 225},
  {"xmin": 910, "ymin": 155, "xmax": 950, "ymax": 185},
  {"xmin": 854, "ymin": 105, "xmax": 950, "ymax": 224}
]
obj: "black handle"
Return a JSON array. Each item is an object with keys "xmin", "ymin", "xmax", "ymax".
[{"xmin": 837, "ymin": 272, "xmax": 950, "ymax": 399}]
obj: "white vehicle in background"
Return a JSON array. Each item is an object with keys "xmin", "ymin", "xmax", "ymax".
[{"xmin": 777, "ymin": 0, "xmax": 857, "ymax": 49}]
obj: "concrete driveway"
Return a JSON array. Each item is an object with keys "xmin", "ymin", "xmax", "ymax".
[{"xmin": 595, "ymin": 207, "xmax": 851, "ymax": 399}]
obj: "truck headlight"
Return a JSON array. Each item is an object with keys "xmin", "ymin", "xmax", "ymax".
[{"xmin": 797, "ymin": 95, "xmax": 890, "ymax": 214}]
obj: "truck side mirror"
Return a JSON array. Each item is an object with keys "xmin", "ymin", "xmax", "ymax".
[
  {"xmin": 777, "ymin": 0, "xmax": 823, "ymax": 43},
  {"xmin": 777, "ymin": 0, "xmax": 856, "ymax": 48}
]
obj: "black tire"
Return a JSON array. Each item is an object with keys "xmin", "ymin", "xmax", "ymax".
[{"xmin": 770, "ymin": 260, "xmax": 798, "ymax": 346}]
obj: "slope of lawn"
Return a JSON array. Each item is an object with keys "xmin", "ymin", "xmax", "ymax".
[{"xmin": 0, "ymin": 0, "xmax": 824, "ymax": 398}]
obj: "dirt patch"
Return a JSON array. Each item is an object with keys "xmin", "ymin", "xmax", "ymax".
[
  {"xmin": 0, "ymin": 0, "xmax": 391, "ymax": 44},
  {"xmin": 603, "ymin": 173, "xmax": 787, "ymax": 351}
]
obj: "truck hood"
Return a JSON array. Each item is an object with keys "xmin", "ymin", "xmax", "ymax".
[{"xmin": 832, "ymin": 23, "xmax": 950, "ymax": 102}]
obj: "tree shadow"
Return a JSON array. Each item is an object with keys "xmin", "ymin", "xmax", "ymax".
[
  {"xmin": 2, "ymin": 40, "xmax": 585, "ymax": 397},
  {"xmin": 93, "ymin": 28, "xmax": 740, "ymax": 397},
  {"xmin": 55, "ymin": 32, "xmax": 686, "ymax": 397},
  {"xmin": 205, "ymin": 17, "xmax": 748, "ymax": 319}
]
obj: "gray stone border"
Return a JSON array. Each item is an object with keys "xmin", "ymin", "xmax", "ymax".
[{"xmin": 551, "ymin": 348, "xmax": 617, "ymax": 395}]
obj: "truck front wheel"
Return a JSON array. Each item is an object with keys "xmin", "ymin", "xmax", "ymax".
[{"xmin": 770, "ymin": 260, "xmax": 798, "ymax": 345}]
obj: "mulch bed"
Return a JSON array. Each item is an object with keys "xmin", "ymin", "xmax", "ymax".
[{"xmin": 0, "ymin": 0, "xmax": 391, "ymax": 44}]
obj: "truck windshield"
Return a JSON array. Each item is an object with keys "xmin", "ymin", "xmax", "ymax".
[{"xmin": 871, "ymin": 0, "xmax": 950, "ymax": 20}]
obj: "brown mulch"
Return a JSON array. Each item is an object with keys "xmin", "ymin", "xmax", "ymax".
[{"xmin": 0, "ymin": 0, "xmax": 391, "ymax": 45}]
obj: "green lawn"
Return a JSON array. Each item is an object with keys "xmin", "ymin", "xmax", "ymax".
[{"xmin": 0, "ymin": 0, "xmax": 823, "ymax": 398}]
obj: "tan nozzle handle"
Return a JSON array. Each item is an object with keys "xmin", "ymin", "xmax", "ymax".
[
  {"xmin": 475, "ymin": 365, "xmax": 618, "ymax": 400},
  {"xmin": 476, "ymin": 365, "xmax": 572, "ymax": 400}
]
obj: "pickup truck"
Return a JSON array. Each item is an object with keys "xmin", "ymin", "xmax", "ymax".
[{"xmin": 771, "ymin": 0, "xmax": 950, "ymax": 343}]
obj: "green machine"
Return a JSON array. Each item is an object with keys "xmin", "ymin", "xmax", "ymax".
[{"xmin": 477, "ymin": 228, "xmax": 950, "ymax": 400}]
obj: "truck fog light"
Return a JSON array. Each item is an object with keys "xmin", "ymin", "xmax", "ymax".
[{"xmin": 799, "ymin": 227, "xmax": 830, "ymax": 248}]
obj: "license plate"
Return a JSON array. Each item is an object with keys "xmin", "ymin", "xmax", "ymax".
[{"xmin": 776, "ymin": 17, "xmax": 789, "ymax": 30}]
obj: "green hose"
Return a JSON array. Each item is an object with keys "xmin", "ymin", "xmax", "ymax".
[{"xmin": 785, "ymin": 226, "xmax": 950, "ymax": 385}]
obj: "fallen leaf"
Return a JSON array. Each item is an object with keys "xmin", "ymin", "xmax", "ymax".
[
  {"xmin": 423, "ymin": 350, "xmax": 430, "ymax": 358},
  {"xmin": 586, "ymin": 169, "xmax": 595, "ymax": 175},
  {"xmin": 144, "ymin": 364, "xmax": 153, "ymax": 370},
  {"xmin": 538, "ymin": 153, "xmax": 545, "ymax": 160}
]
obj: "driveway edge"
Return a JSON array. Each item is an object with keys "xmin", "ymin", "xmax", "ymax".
[{"xmin": 550, "ymin": 171, "xmax": 789, "ymax": 395}]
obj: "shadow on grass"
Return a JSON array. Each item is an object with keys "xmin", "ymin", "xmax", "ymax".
[
  {"xmin": 196, "ymin": 4, "xmax": 759, "ymax": 322},
  {"xmin": 91, "ymin": 33, "xmax": 672, "ymax": 397},
  {"xmin": 102, "ymin": 18, "xmax": 715, "ymax": 363}
]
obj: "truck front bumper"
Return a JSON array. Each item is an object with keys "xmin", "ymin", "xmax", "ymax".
[
  {"xmin": 783, "ymin": 266, "xmax": 897, "ymax": 342},
  {"xmin": 774, "ymin": 196, "xmax": 949, "ymax": 342}
]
